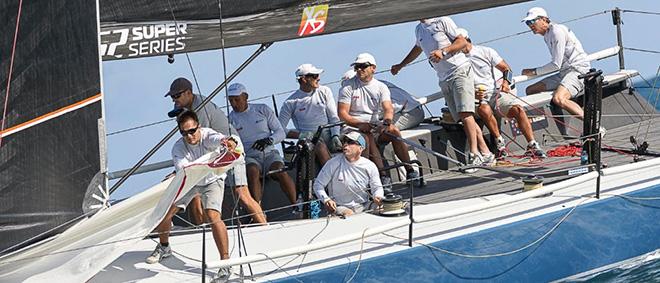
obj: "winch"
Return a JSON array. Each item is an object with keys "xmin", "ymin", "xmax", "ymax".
[{"xmin": 379, "ymin": 193, "xmax": 407, "ymax": 217}]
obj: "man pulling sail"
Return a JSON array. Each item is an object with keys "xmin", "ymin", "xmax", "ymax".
[{"xmin": 146, "ymin": 110, "xmax": 236, "ymax": 279}]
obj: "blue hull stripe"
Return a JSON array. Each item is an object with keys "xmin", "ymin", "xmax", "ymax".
[{"xmin": 277, "ymin": 185, "xmax": 660, "ymax": 283}]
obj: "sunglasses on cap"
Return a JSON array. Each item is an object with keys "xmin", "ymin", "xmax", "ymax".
[
  {"xmin": 525, "ymin": 18, "xmax": 539, "ymax": 26},
  {"xmin": 170, "ymin": 90, "xmax": 186, "ymax": 99},
  {"xmin": 180, "ymin": 126, "xmax": 199, "ymax": 136},
  {"xmin": 353, "ymin": 63, "xmax": 372, "ymax": 71}
]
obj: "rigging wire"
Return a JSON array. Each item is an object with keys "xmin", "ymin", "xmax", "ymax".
[
  {"xmin": 622, "ymin": 9, "xmax": 660, "ymax": 16},
  {"xmin": 0, "ymin": 0, "xmax": 24, "ymax": 148}
]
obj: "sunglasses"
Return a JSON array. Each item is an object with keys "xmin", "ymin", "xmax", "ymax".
[
  {"xmin": 342, "ymin": 139, "xmax": 360, "ymax": 145},
  {"xmin": 525, "ymin": 18, "xmax": 539, "ymax": 26},
  {"xmin": 180, "ymin": 126, "xmax": 198, "ymax": 136},
  {"xmin": 353, "ymin": 63, "xmax": 372, "ymax": 71},
  {"xmin": 304, "ymin": 74, "xmax": 320, "ymax": 79},
  {"xmin": 170, "ymin": 90, "xmax": 186, "ymax": 99}
]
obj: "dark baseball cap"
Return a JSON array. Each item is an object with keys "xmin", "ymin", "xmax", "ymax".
[{"xmin": 165, "ymin": 77, "xmax": 192, "ymax": 97}]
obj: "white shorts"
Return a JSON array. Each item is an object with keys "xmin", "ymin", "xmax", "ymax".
[
  {"xmin": 394, "ymin": 106, "xmax": 425, "ymax": 130},
  {"xmin": 440, "ymin": 64, "xmax": 476, "ymax": 121},
  {"xmin": 482, "ymin": 89, "xmax": 522, "ymax": 117},
  {"xmin": 225, "ymin": 158, "xmax": 248, "ymax": 187}
]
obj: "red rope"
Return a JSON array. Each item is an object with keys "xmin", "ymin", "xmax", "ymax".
[
  {"xmin": 0, "ymin": 0, "xmax": 24, "ymax": 148},
  {"xmin": 547, "ymin": 144, "xmax": 582, "ymax": 157}
]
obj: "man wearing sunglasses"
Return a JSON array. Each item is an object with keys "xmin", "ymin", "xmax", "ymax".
[
  {"xmin": 227, "ymin": 83, "xmax": 298, "ymax": 206},
  {"xmin": 456, "ymin": 28, "xmax": 547, "ymax": 159},
  {"xmin": 163, "ymin": 78, "xmax": 266, "ymax": 226},
  {"xmin": 391, "ymin": 17, "xmax": 494, "ymax": 167},
  {"xmin": 313, "ymin": 131, "xmax": 383, "ymax": 217},
  {"xmin": 147, "ymin": 110, "xmax": 237, "ymax": 279},
  {"xmin": 338, "ymin": 53, "xmax": 420, "ymax": 188},
  {"xmin": 278, "ymin": 63, "xmax": 343, "ymax": 166},
  {"xmin": 521, "ymin": 7, "xmax": 590, "ymax": 121}
]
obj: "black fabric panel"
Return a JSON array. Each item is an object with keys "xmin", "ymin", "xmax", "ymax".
[
  {"xmin": 0, "ymin": 0, "xmax": 102, "ymax": 255},
  {"xmin": 99, "ymin": 0, "xmax": 530, "ymax": 61}
]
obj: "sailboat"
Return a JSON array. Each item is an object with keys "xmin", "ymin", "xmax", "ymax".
[{"xmin": 1, "ymin": 0, "xmax": 659, "ymax": 282}]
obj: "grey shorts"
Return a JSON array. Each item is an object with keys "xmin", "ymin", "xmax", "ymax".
[
  {"xmin": 245, "ymin": 150, "xmax": 284, "ymax": 172},
  {"xmin": 440, "ymin": 64, "xmax": 475, "ymax": 121},
  {"xmin": 394, "ymin": 106, "xmax": 425, "ymax": 130},
  {"xmin": 483, "ymin": 89, "xmax": 522, "ymax": 117},
  {"xmin": 175, "ymin": 180, "xmax": 225, "ymax": 212},
  {"xmin": 300, "ymin": 128, "xmax": 333, "ymax": 145},
  {"xmin": 225, "ymin": 158, "xmax": 248, "ymax": 188},
  {"xmin": 539, "ymin": 69, "xmax": 586, "ymax": 98}
]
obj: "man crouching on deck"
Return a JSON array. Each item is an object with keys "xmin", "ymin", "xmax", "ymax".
[
  {"xmin": 313, "ymin": 131, "xmax": 384, "ymax": 217},
  {"xmin": 146, "ymin": 110, "xmax": 235, "ymax": 279}
]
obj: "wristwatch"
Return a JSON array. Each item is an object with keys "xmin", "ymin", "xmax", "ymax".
[{"xmin": 441, "ymin": 50, "xmax": 448, "ymax": 57}]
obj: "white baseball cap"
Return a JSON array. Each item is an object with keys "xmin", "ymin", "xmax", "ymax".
[
  {"xmin": 227, "ymin": 83, "xmax": 247, "ymax": 97},
  {"xmin": 522, "ymin": 7, "xmax": 548, "ymax": 22},
  {"xmin": 341, "ymin": 69, "xmax": 356, "ymax": 81},
  {"xmin": 456, "ymin": 28, "xmax": 469, "ymax": 39},
  {"xmin": 342, "ymin": 131, "xmax": 367, "ymax": 148},
  {"xmin": 351, "ymin": 53, "xmax": 377, "ymax": 66},
  {"xmin": 295, "ymin": 63, "xmax": 324, "ymax": 78}
]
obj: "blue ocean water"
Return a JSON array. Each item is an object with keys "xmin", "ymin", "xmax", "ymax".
[{"xmin": 562, "ymin": 249, "xmax": 660, "ymax": 282}]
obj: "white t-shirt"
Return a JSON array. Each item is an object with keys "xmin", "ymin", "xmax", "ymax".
[
  {"xmin": 537, "ymin": 23, "xmax": 590, "ymax": 74},
  {"xmin": 380, "ymin": 80, "xmax": 422, "ymax": 114},
  {"xmin": 338, "ymin": 76, "xmax": 391, "ymax": 123},
  {"xmin": 466, "ymin": 45, "xmax": 504, "ymax": 93},
  {"xmin": 415, "ymin": 17, "xmax": 471, "ymax": 81},
  {"xmin": 313, "ymin": 155, "xmax": 384, "ymax": 208},
  {"xmin": 228, "ymin": 103, "xmax": 285, "ymax": 156},
  {"xmin": 172, "ymin": 127, "xmax": 226, "ymax": 186},
  {"xmin": 278, "ymin": 85, "xmax": 341, "ymax": 136}
]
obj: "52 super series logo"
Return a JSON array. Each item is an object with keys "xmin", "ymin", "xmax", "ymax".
[{"xmin": 100, "ymin": 23, "xmax": 187, "ymax": 59}]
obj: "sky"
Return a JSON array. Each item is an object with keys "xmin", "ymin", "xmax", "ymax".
[{"xmin": 103, "ymin": 0, "xmax": 660, "ymax": 199}]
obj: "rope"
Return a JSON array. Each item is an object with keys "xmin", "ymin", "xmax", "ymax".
[
  {"xmin": 0, "ymin": 0, "xmax": 24, "ymax": 148},
  {"xmin": 166, "ymin": 0, "xmax": 204, "ymax": 98},
  {"xmin": 547, "ymin": 144, "xmax": 581, "ymax": 157},
  {"xmin": 383, "ymin": 197, "xmax": 589, "ymax": 259},
  {"xmin": 344, "ymin": 229, "xmax": 369, "ymax": 283}
]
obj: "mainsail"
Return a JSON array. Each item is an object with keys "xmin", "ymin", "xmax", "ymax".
[
  {"xmin": 0, "ymin": 0, "xmax": 104, "ymax": 256},
  {"xmin": 99, "ymin": 0, "xmax": 530, "ymax": 61}
]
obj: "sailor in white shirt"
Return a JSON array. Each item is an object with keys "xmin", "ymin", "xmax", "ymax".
[
  {"xmin": 147, "ymin": 110, "xmax": 236, "ymax": 278},
  {"xmin": 521, "ymin": 7, "xmax": 591, "ymax": 120},
  {"xmin": 314, "ymin": 131, "xmax": 384, "ymax": 217},
  {"xmin": 227, "ymin": 83, "xmax": 297, "ymax": 205},
  {"xmin": 279, "ymin": 64, "xmax": 343, "ymax": 165},
  {"xmin": 342, "ymin": 69, "xmax": 425, "ymax": 131},
  {"xmin": 338, "ymin": 53, "xmax": 420, "ymax": 187},
  {"xmin": 457, "ymin": 28, "xmax": 547, "ymax": 159},
  {"xmin": 391, "ymin": 17, "xmax": 493, "ymax": 167},
  {"xmin": 164, "ymin": 77, "xmax": 266, "ymax": 225}
]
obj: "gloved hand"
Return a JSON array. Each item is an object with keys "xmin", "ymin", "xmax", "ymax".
[
  {"xmin": 330, "ymin": 135, "xmax": 343, "ymax": 152},
  {"xmin": 251, "ymin": 137, "xmax": 273, "ymax": 151},
  {"xmin": 298, "ymin": 131, "xmax": 314, "ymax": 141}
]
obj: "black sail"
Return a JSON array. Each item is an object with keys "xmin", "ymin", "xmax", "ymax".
[
  {"xmin": 0, "ymin": 0, "xmax": 103, "ymax": 256},
  {"xmin": 99, "ymin": 0, "xmax": 529, "ymax": 61}
]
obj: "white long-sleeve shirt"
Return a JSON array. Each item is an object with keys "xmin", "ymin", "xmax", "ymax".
[
  {"xmin": 171, "ymin": 127, "xmax": 226, "ymax": 186},
  {"xmin": 536, "ymin": 23, "xmax": 590, "ymax": 75},
  {"xmin": 228, "ymin": 103, "xmax": 285, "ymax": 157},
  {"xmin": 415, "ymin": 17, "xmax": 471, "ymax": 81},
  {"xmin": 278, "ymin": 85, "xmax": 341, "ymax": 136},
  {"xmin": 313, "ymin": 155, "xmax": 384, "ymax": 208}
]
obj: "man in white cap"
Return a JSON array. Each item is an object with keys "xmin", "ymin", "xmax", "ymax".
[
  {"xmin": 279, "ymin": 64, "xmax": 343, "ymax": 166},
  {"xmin": 227, "ymin": 83, "xmax": 297, "ymax": 206},
  {"xmin": 521, "ymin": 7, "xmax": 590, "ymax": 120},
  {"xmin": 338, "ymin": 52, "xmax": 420, "ymax": 188},
  {"xmin": 313, "ymin": 131, "xmax": 384, "ymax": 217},
  {"xmin": 456, "ymin": 28, "xmax": 547, "ymax": 159},
  {"xmin": 163, "ymin": 77, "xmax": 266, "ymax": 225},
  {"xmin": 341, "ymin": 69, "xmax": 425, "ymax": 131},
  {"xmin": 390, "ymin": 17, "xmax": 495, "ymax": 167}
]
